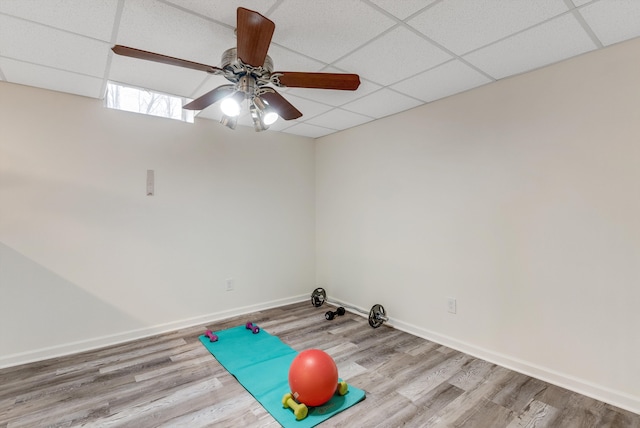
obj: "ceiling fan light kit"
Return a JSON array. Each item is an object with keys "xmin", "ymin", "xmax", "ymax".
[
  {"xmin": 220, "ymin": 91, "xmax": 243, "ymax": 117},
  {"xmin": 111, "ymin": 7, "xmax": 360, "ymax": 132}
]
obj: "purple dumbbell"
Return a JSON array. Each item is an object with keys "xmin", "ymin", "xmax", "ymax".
[
  {"xmin": 245, "ymin": 322, "xmax": 260, "ymax": 334},
  {"xmin": 205, "ymin": 330, "xmax": 218, "ymax": 342}
]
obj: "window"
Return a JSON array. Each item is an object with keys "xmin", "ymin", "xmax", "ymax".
[{"xmin": 104, "ymin": 81, "xmax": 194, "ymax": 123}]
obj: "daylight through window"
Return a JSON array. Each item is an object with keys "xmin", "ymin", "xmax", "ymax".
[{"xmin": 104, "ymin": 81, "xmax": 194, "ymax": 123}]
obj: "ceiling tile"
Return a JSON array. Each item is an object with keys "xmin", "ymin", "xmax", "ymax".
[
  {"xmin": 261, "ymin": 114, "xmax": 300, "ymax": 132},
  {"xmin": 0, "ymin": 57, "xmax": 104, "ymax": 98},
  {"xmin": 408, "ymin": 0, "xmax": 569, "ymax": 55},
  {"xmin": 267, "ymin": 44, "xmax": 326, "ymax": 73},
  {"xmin": 116, "ymin": 0, "xmax": 234, "ymax": 66},
  {"xmin": 305, "ymin": 108, "xmax": 373, "ymax": 130},
  {"xmin": 269, "ymin": 0, "xmax": 396, "ymax": 64},
  {"xmin": 0, "ymin": 15, "xmax": 109, "ymax": 78},
  {"xmin": 282, "ymin": 123, "xmax": 336, "ymax": 138},
  {"xmin": 463, "ymin": 14, "xmax": 597, "ymax": 80},
  {"xmin": 341, "ymin": 88, "xmax": 422, "ymax": 119},
  {"xmin": 334, "ymin": 26, "xmax": 452, "ymax": 86},
  {"xmin": 189, "ymin": 74, "xmax": 234, "ymax": 100},
  {"xmin": 3, "ymin": 0, "xmax": 640, "ymax": 137},
  {"xmin": 277, "ymin": 93, "xmax": 335, "ymax": 120},
  {"xmin": 0, "ymin": 0, "xmax": 119, "ymax": 41},
  {"xmin": 109, "ymin": 55, "xmax": 208, "ymax": 98},
  {"xmin": 578, "ymin": 0, "xmax": 640, "ymax": 46},
  {"xmin": 164, "ymin": 0, "xmax": 277, "ymax": 25},
  {"xmin": 391, "ymin": 60, "xmax": 492, "ymax": 103},
  {"xmin": 369, "ymin": 0, "xmax": 438, "ymax": 20}
]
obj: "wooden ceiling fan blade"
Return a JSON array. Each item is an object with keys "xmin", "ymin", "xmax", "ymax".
[
  {"xmin": 183, "ymin": 85, "xmax": 236, "ymax": 110},
  {"xmin": 260, "ymin": 91, "xmax": 302, "ymax": 120},
  {"xmin": 112, "ymin": 45, "xmax": 222, "ymax": 74},
  {"xmin": 273, "ymin": 72, "xmax": 361, "ymax": 90},
  {"xmin": 236, "ymin": 7, "xmax": 275, "ymax": 67}
]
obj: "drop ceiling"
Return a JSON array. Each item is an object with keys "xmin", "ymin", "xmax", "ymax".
[{"xmin": 1, "ymin": 0, "xmax": 639, "ymax": 138}]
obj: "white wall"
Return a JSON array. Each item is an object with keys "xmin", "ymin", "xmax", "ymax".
[
  {"xmin": 2, "ymin": 38, "xmax": 639, "ymax": 414},
  {"xmin": 0, "ymin": 82, "xmax": 316, "ymax": 366},
  {"xmin": 316, "ymin": 37, "xmax": 640, "ymax": 413}
]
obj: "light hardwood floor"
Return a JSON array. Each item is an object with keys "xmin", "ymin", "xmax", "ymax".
[{"xmin": 1, "ymin": 302, "xmax": 638, "ymax": 427}]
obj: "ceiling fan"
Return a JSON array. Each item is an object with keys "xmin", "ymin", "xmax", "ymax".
[{"xmin": 112, "ymin": 7, "xmax": 361, "ymax": 131}]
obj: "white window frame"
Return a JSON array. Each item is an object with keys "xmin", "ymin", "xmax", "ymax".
[{"xmin": 104, "ymin": 81, "xmax": 194, "ymax": 123}]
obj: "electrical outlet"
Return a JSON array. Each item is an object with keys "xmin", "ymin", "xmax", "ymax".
[
  {"xmin": 447, "ymin": 297, "xmax": 457, "ymax": 314},
  {"xmin": 226, "ymin": 278, "xmax": 234, "ymax": 291}
]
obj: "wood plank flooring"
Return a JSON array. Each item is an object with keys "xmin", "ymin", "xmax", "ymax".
[{"xmin": 1, "ymin": 302, "xmax": 638, "ymax": 427}]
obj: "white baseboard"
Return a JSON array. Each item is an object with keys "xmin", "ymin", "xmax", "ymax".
[
  {"xmin": 327, "ymin": 297, "xmax": 640, "ymax": 415},
  {"xmin": 0, "ymin": 294, "xmax": 307, "ymax": 369},
  {"xmin": 4, "ymin": 295, "xmax": 639, "ymax": 415}
]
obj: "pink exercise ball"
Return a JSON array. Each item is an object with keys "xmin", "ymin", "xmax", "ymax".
[{"xmin": 288, "ymin": 349, "xmax": 338, "ymax": 406}]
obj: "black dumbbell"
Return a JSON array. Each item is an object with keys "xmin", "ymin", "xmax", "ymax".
[{"xmin": 325, "ymin": 307, "xmax": 346, "ymax": 320}]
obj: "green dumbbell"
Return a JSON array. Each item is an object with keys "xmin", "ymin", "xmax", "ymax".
[{"xmin": 282, "ymin": 393, "xmax": 308, "ymax": 420}]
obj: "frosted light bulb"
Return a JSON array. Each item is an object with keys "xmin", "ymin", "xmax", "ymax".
[
  {"xmin": 221, "ymin": 97, "xmax": 241, "ymax": 117},
  {"xmin": 263, "ymin": 111, "xmax": 278, "ymax": 125}
]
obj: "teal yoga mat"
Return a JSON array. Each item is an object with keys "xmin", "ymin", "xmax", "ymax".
[{"xmin": 199, "ymin": 325, "xmax": 366, "ymax": 427}]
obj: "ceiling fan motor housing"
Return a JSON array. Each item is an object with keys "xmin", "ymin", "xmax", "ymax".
[
  {"xmin": 221, "ymin": 48, "xmax": 273, "ymax": 77},
  {"xmin": 220, "ymin": 48, "xmax": 278, "ymax": 105}
]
